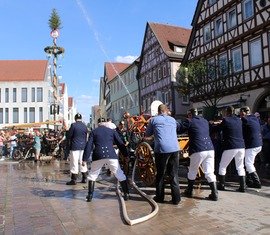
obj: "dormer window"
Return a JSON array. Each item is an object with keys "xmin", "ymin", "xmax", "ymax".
[{"xmin": 175, "ymin": 46, "xmax": 183, "ymax": 53}]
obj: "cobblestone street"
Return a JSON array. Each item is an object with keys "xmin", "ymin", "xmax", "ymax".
[{"xmin": 1, "ymin": 160, "xmax": 270, "ymax": 235}]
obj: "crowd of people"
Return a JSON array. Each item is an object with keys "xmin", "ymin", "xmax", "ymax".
[
  {"xmin": 0, "ymin": 128, "xmax": 68, "ymax": 162},
  {"xmin": 1, "ymin": 105, "xmax": 269, "ymax": 205}
]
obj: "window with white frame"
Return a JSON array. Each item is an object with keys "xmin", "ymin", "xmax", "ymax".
[
  {"xmin": 243, "ymin": 0, "xmax": 254, "ymax": 20},
  {"xmin": 146, "ymin": 75, "xmax": 149, "ymax": 86},
  {"xmin": 231, "ymin": 47, "xmax": 243, "ymax": 72},
  {"xmin": 250, "ymin": 38, "xmax": 262, "ymax": 67},
  {"xmin": 228, "ymin": 8, "xmax": 237, "ymax": 29},
  {"xmin": 39, "ymin": 107, "xmax": 43, "ymax": 122},
  {"xmin": 163, "ymin": 65, "xmax": 167, "ymax": 77},
  {"xmin": 162, "ymin": 91, "xmax": 169, "ymax": 104},
  {"xmin": 0, "ymin": 108, "xmax": 3, "ymax": 124},
  {"xmin": 175, "ymin": 46, "xmax": 183, "ymax": 53},
  {"xmin": 153, "ymin": 70, "xmax": 157, "ymax": 82},
  {"xmin": 29, "ymin": 107, "xmax": 35, "ymax": 123},
  {"xmin": 208, "ymin": 0, "xmax": 217, "ymax": 6},
  {"xmin": 13, "ymin": 108, "xmax": 19, "ymax": 123},
  {"xmin": 204, "ymin": 23, "xmax": 211, "ymax": 43},
  {"xmin": 13, "ymin": 88, "xmax": 17, "ymax": 103},
  {"xmin": 5, "ymin": 108, "xmax": 8, "ymax": 123},
  {"xmin": 207, "ymin": 58, "xmax": 216, "ymax": 79},
  {"xmin": 0, "ymin": 88, "xmax": 1, "ymax": 103},
  {"xmin": 218, "ymin": 53, "xmax": 228, "ymax": 77},
  {"xmin": 215, "ymin": 17, "xmax": 223, "ymax": 37},
  {"xmin": 31, "ymin": 88, "xmax": 35, "ymax": 102},
  {"xmin": 37, "ymin": 87, "xmax": 43, "ymax": 102},
  {"xmin": 21, "ymin": 88, "xmax": 27, "ymax": 102},
  {"xmin": 5, "ymin": 88, "xmax": 9, "ymax": 103},
  {"xmin": 24, "ymin": 107, "xmax": 27, "ymax": 123},
  {"xmin": 158, "ymin": 68, "xmax": 162, "ymax": 79}
]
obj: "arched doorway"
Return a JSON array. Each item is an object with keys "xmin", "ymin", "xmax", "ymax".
[{"xmin": 254, "ymin": 91, "xmax": 270, "ymax": 122}]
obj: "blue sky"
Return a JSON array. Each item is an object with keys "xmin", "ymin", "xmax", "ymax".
[{"xmin": 0, "ymin": 0, "xmax": 197, "ymax": 122}]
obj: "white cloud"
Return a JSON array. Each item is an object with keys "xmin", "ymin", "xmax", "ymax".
[{"xmin": 115, "ymin": 55, "xmax": 138, "ymax": 63}]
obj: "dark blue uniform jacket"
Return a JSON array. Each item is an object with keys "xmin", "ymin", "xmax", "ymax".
[
  {"xmin": 182, "ymin": 116, "xmax": 214, "ymax": 155},
  {"xmin": 68, "ymin": 121, "xmax": 88, "ymax": 150},
  {"xmin": 220, "ymin": 115, "xmax": 245, "ymax": 150},
  {"xmin": 241, "ymin": 114, "xmax": 262, "ymax": 148},
  {"xmin": 83, "ymin": 125, "xmax": 128, "ymax": 162}
]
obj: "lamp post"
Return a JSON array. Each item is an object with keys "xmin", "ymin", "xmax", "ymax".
[{"xmin": 44, "ymin": 29, "xmax": 64, "ymax": 122}]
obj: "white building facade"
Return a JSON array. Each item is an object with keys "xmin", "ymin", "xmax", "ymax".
[{"xmin": 0, "ymin": 60, "xmax": 54, "ymax": 129}]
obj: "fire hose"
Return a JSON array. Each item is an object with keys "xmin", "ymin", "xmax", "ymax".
[{"xmin": 116, "ymin": 157, "xmax": 159, "ymax": 226}]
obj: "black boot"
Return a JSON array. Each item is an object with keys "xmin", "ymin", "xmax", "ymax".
[
  {"xmin": 246, "ymin": 172, "xmax": 253, "ymax": 187},
  {"xmin": 208, "ymin": 182, "xmax": 218, "ymax": 201},
  {"xmin": 66, "ymin": 174, "xmax": 77, "ymax": 185},
  {"xmin": 86, "ymin": 180, "xmax": 95, "ymax": 202},
  {"xmin": 81, "ymin": 172, "xmax": 88, "ymax": 183},
  {"xmin": 184, "ymin": 179, "xmax": 195, "ymax": 198},
  {"xmin": 250, "ymin": 171, "xmax": 261, "ymax": 188},
  {"xmin": 217, "ymin": 175, "xmax": 226, "ymax": 190},
  {"xmin": 238, "ymin": 176, "xmax": 246, "ymax": 192},
  {"xmin": 120, "ymin": 180, "xmax": 130, "ymax": 201}
]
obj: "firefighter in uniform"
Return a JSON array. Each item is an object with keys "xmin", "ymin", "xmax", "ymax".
[
  {"xmin": 82, "ymin": 118, "xmax": 129, "ymax": 202},
  {"xmin": 217, "ymin": 106, "xmax": 246, "ymax": 192},
  {"xmin": 240, "ymin": 106, "xmax": 262, "ymax": 188},
  {"xmin": 183, "ymin": 108, "xmax": 218, "ymax": 201},
  {"xmin": 66, "ymin": 113, "xmax": 88, "ymax": 185}
]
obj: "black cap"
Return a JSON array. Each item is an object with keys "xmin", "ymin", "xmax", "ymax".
[
  {"xmin": 98, "ymin": 117, "xmax": 106, "ymax": 123},
  {"xmin": 75, "ymin": 113, "xmax": 82, "ymax": 120}
]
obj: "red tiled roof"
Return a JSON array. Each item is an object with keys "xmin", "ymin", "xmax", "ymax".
[
  {"xmin": 104, "ymin": 62, "xmax": 130, "ymax": 82},
  {"xmin": 0, "ymin": 60, "xmax": 48, "ymax": 82},
  {"xmin": 149, "ymin": 22, "xmax": 191, "ymax": 58}
]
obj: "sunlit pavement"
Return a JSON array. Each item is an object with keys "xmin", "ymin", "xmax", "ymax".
[{"xmin": 0, "ymin": 159, "xmax": 270, "ymax": 235}]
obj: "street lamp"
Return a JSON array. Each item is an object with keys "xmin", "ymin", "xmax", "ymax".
[{"xmin": 44, "ymin": 29, "xmax": 64, "ymax": 122}]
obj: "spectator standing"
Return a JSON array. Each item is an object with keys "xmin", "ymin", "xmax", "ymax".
[
  {"xmin": 66, "ymin": 113, "xmax": 88, "ymax": 185},
  {"xmin": 262, "ymin": 117, "xmax": 270, "ymax": 168},
  {"xmin": 33, "ymin": 130, "xmax": 42, "ymax": 162},
  {"xmin": 0, "ymin": 131, "xmax": 6, "ymax": 161},
  {"xmin": 182, "ymin": 108, "xmax": 218, "ymax": 201},
  {"xmin": 9, "ymin": 130, "xmax": 18, "ymax": 159},
  {"xmin": 82, "ymin": 118, "xmax": 129, "ymax": 202},
  {"xmin": 240, "ymin": 106, "xmax": 263, "ymax": 188},
  {"xmin": 218, "ymin": 106, "xmax": 246, "ymax": 192},
  {"xmin": 145, "ymin": 104, "xmax": 182, "ymax": 205}
]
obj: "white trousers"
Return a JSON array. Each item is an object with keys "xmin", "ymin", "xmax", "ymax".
[
  {"xmin": 245, "ymin": 146, "xmax": 262, "ymax": 173},
  {"xmin": 188, "ymin": 150, "xmax": 216, "ymax": 182},
  {"xmin": 219, "ymin": 148, "xmax": 245, "ymax": 176},
  {"xmin": 88, "ymin": 158, "xmax": 126, "ymax": 182},
  {"xmin": 70, "ymin": 150, "xmax": 88, "ymax": 174}
]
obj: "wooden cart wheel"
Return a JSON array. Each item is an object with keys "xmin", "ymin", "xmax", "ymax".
[
  {"xmin": 135, "ymin": 142, "xmax": 156, "ymax": 186},
  {"xmin": 119, "ymin": 151, "xmax": 129, "ymax": 176}
]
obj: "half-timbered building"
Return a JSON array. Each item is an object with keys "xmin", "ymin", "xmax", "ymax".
[
  {"xmin": 138, "ymin": 22, "xmax": 191, "ymax": 119},
  {"xmin": 184, "ymin": 0, "xmax": 270, "ymax": 119}
]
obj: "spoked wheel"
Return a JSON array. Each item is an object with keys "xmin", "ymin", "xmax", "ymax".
[
  {"xmin": 119, "ymin": 151, "xmax": 129, "ymax": 176},
  {"xmin": 13, "ymin": 149, "xmax": 23, "ymax": 161},
  {"xmin": 135, "ymin": 142, "xmax": 156, "ymax": 186}
]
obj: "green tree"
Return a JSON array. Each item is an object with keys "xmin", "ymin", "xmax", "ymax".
[
  {"xmin": 48, "ymin": 8, "xmax": 62, "ymax": 30},
  {"xmin": 176, "ymin": 59, "xmax": 228, "ymax": 108}
]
